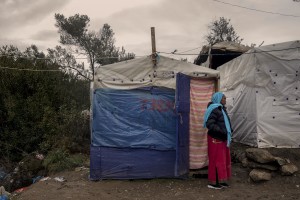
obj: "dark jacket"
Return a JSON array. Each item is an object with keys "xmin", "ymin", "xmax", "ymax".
[{"xmin": 206, "ymin": 104, "xmax": 232, "ymax": 141}]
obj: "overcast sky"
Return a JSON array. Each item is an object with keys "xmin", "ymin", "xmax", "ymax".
[{"xmin": 0, "ymin": 0, "xmax": 299, "ymax": 62}]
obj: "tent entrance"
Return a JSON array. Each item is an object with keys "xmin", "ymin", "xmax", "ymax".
[
  {"xmin": 175, "ymin": 73, "xmax": 217, "ymax": 173},
  {"xmin": 189, "ymin": 78, "xmax": 216, "ymax": 169}
]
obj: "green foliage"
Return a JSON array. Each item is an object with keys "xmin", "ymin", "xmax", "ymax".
[
  {"xmin": 43, "ymin": 148, "xmax": 88, "ymax": 173},
  {"xmin": 96, "ymin": 24, "xmax": 119, "ymax": 65},
  {"xmin": 205, "ymin": 17, "xmax": 243, "ymax": 45},
  {"xmin": 47, "ymin": 46, "xmax": 90, "ymax": 80},
  {"xmin": 54, "ymin": 13, "xmax": 135, "ymax": 80},
  {"xmin": 55, "ymin": 14, "xmax": 90, "ymax": 44},
  {"xmin": 0, "ymin": 45, "xmax": 90, "ymax": 162},
  {"xmin": 1, "ymin": 13, "xmax": 134, "ymax": 168}
]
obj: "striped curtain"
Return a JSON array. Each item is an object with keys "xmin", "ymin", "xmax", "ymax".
[{"xmin": 189, "ymin": 78, "xmax": 215, "ymax": 169}]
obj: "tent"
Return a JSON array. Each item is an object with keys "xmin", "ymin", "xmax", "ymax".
[
  {"xmin": 218, "ymin": 40, "xmax": 300, "ymax": 148},
  {"xmin": 90, "ymin": 55, "xmax": 219, "ymax": 180}
]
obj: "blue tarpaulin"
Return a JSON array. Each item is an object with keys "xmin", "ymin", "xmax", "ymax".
[
  {"xmin": 92, "ymin": 87, "xmax": 176, "ymax": 150},
  {"xmin": 90, "ymin": 87, "xmax": 187, "ymax": 179},
  {"xmin": 90, "ymin": 146, "xmax": 176, "ymax": 179}
]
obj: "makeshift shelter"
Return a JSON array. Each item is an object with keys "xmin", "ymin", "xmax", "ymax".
[
  {"xmin": 194, "ymin": 41, "xmax": 251, "ymax": 70},
  {"xmin": 218, "ymin": 40, "xmax": 300, "ymax": 148},
  {"xmin": 90, "ymin": 55, "xmax": 219, "ymax": 180}
]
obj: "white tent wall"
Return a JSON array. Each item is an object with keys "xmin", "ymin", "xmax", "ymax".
[
  {"xmin": 225, "ymin": 84, "xmax": 258, "ymax": 147},
  {"xmin": 256, "ymin": 88, "xmax": 300, "ymax": 148},
  {"xmin": 219, "ymin": 40, "xmax": 300, "ymax": 148}
]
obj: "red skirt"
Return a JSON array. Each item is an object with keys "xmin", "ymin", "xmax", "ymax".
[{"xmin": 207, "ymin": 135, "xmax": 231, "ymax": 184}]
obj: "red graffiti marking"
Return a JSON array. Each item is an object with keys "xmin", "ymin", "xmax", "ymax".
[{"xmin": 140, "ymin": 99, "xmax": 174, "ymax": 112}]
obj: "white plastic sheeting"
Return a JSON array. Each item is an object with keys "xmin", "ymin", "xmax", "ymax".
[
  {"xmin": 212, "ymin": 41, "xmax": 251, "ymax": 52},
  {"xmin": 218, "ymin": 40, "xmax": 300, "ymax": 148},
  {"xmin": 94, "ymin": 55, "xmax": 219, "ymax": 90}
]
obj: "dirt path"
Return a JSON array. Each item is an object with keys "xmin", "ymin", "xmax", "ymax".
[
  {"xmin": 13, "ymin": 145, "xmax": 300, "ymax": 200},
  {"xmin": 13, "ymin": 164, "xmax": 300, "ymax": 200}
]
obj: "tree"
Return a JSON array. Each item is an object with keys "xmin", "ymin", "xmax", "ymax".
[
  {"xmin": 47, "ymin": 46, "xmax": 90, "ymax": 80},
  {"xmin": 54, "ymin": 14, "xmax": 134, "ymax": 81},
  {"xmin": 194, "ymin": 17, "xmax": 246, "ymax": 68},
  {"xmin": 96, "ymin": 24, "xmax": 119, "ymax": 66},
  {"xmin": 0, "ymin": 45, "xmax": 90, "ymax": 161},
  {"xmin": 96, "ymin": 24, "xmax": 135, "ymax": 65},
  {"xmin": 205, "ymin": 17, "xmax": 243, "ymax": 46}
]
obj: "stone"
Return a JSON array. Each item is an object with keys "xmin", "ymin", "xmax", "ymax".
[
  {"xmin": 249, "ymin": 169, "xmax": 272, "ymax": 182},
  {"xmin": 231, "ymin": 150, "xmax": 246, "ymax": 163},
  {"xmin": 242, "ymin": 158, "xmax": 278, "ymax": 171},
  {"xmin": 281, "ymin": 164, "xmax": 298, "ymax": 176},
  {"xmin": 246, "ymin": 148, "xmax": 276, "ymax": 164},
  {"xmin": 274, "ymin": 157, "xmax": 290, "ymax": 166}
]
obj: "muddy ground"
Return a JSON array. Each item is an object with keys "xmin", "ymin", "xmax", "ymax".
[{"xmin": 12, "ymin": 143, "xmax": 300, "ymax": 200}]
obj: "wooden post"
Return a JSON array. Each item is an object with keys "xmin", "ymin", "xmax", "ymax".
[
  {"xmin": 151, "ymin": 27, "xmax": 157, "ymax": 66},
  {"xmin": 215, "ymin": 77, "xmax": 220, "ymax": 92}
]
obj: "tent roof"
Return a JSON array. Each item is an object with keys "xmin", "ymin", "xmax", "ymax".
[
  {"xmin": 211, "ymin": 41, "xmax": 251, "ymax": 52},
  {"xmin": 94, "ymin": 55, "xmax": 219, "ymax": 90}
]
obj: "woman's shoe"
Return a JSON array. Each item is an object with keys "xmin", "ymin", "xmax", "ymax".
[
  {"xmin": 207, "ymin": 184, "xmax": 223, "ymax": 189},
  {"xmin": 219, "ymin": 183, "xmax": 230, "ymax": 188}
]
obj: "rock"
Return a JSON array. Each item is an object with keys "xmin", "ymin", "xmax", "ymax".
[
  {"xmin": 280, "ymin": 164, "xmax": 298, "ymax": 176},
  {"xmin": 241, "ymin": 158, "xmax": 249, "ymax": 168},
  {"xmin": 274, "ymin": 157, "xmax": 290, "ymax": 166},
  {"xmin": 231, "ymin": 149, "xmax": 247, "ymax": 163},
  {"xmin": 246, "ymin": 148, "xmax": 276, "ymax": 164},
  {"xmin": 242, "ymin": 158, "xmax": 278, "ymax": 171},
  {"xmin": 249, "ymin": 169, "xmax": 272, "ymax": 182}
]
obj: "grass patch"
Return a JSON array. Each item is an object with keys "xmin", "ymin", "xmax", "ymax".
[{"xmin": 43, "ymin": 148, "xmax": 88, "ymax": 173}]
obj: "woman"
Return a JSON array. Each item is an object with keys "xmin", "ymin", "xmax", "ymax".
[{"xmin": 203, "ymin": 92, "xmax": 232, "ymax": 189}]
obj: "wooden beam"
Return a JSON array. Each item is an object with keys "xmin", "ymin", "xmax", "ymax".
[{"xmin": 151, "ymin": 27, "xmax": 157, "ymax": 66}]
